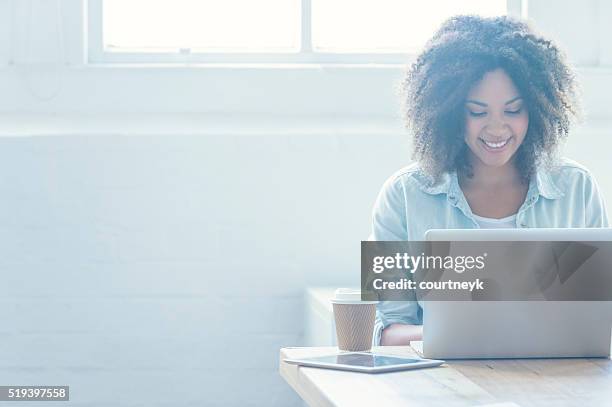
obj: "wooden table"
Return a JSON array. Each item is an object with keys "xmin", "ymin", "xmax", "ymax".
[{"xmin": 279, "ymin": 345, "xmax": 612, "ymax": 407}]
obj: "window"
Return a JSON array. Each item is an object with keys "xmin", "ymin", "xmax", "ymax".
[
  {"xmin": 89, "ymin": 0, "xmax": 519, "ymax": 64},
  {"xmin": 101, "ymin": 0, "xmax": 301, "ymax": 53},
  {"xmin": 312, "ymin": 0, "xmax": 507, "ymax": 53}
]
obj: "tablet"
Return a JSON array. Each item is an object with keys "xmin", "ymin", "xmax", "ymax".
[{"xmin": 283, "ymin": 352, "xmax": 444, "ymax": 373}]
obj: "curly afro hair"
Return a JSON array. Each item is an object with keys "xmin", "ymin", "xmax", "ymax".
[{"xmin": 401, "ymin": 15, "xmax": 579, "ymax": 182}]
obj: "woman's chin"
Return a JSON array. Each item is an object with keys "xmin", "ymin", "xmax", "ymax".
[{"xmin": 474, "ymin": 152, "xmax": 514, "ymax": 168}]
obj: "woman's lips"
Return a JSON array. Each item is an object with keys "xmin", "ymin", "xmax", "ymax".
[{"xmin": 479, "ymin": 136, "xmax": 512, "ymax": 153}]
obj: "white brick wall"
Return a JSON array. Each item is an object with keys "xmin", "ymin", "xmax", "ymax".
[{"xmin": 0, "ymin": 130, "xmax": 409, "ymax": 406}]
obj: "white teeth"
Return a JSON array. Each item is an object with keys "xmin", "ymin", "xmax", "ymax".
[{"xmin": 482, "ymin": 138, "xmax": 510, "ymax": 148}]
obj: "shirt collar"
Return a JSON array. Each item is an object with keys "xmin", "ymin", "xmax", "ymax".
[{"xmin": 413, "ymin": 165, "xmax": 564, "ymax": 200}]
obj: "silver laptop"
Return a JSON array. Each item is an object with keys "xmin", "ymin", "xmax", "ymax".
[{"xmin": 422, "ymin": 228, "xmax": 612, "ymax": 359}]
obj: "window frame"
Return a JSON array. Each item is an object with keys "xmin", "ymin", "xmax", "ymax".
[{"xmin": 87, "ymin": 0, "xmax": 525, "ymax": 65}]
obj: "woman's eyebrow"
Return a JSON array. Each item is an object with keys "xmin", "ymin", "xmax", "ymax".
[
  {"xmin": 466, "ymin": 100, "xmax": 487, "ymax": 107},
  {"xmin": 505, "ymin": 96, "xmax": 523, "ymax": 105},
  {"xmin": 465, "ymin": 96, "xmax": 523, "ymax": 107}
]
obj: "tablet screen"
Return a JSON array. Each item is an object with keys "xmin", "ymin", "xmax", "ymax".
[{"xmin": 305, "ymin": 353, "xmax": 422, "ymax": 368}]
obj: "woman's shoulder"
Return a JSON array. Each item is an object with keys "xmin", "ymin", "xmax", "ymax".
[
  {"xmin": 543, "ymin": 158, "xmax": 609, "ymax": 227},
  {"xmin": 540, "ymin": 158, "xmax": 607, "ymax": 224},
  {"xmin": 372, "ymin": 164, "xmax": 453, "ymax": 240},
  {"xmin": 383, "ymin": 163, "xmax": 452, "ymax": 196},
  {"xmin": 544, "ymin": 157, "xmax": 600, "ymax": 193},
  {"xmin": 385, "ymin": 162, "xmax": 422, "ymax": 182},
  {"xmin": 374, "ymin": 163, "xmax": 444, "ymax": 216},
  {"xmin": 551, "ymin": 157, "xmax": 593, "ymax": 175}
]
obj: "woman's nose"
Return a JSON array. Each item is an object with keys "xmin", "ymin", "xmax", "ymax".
[{"xmin": 486, "ymin": 117, "xmax": 509, "ymax": 136}]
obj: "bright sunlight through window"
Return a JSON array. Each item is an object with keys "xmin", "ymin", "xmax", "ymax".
[
  {"xmin": 103, "ymin": 0, "xmax": 301, "ymax": 52},
  {"xmin": 312, "ymin": 0, "xmax": 507, "ymax": 52},
  {"xmin": 101, "ymin": 0, "xmax": 507, "ymax": 56}
]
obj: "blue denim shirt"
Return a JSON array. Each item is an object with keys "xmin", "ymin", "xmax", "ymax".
[{"xmin": 369, "ymin": 158, "xmax": 609, "ymax": 345}]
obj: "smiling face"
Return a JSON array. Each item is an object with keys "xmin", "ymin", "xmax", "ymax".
[{"xmin": 464, "ymin": 68, "xmax": 529, "ymax": 169}]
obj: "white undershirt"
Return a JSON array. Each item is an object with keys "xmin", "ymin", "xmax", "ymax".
[{"xmin": 472, "ymin": 213, "xmax": 517, "ymax": 229}]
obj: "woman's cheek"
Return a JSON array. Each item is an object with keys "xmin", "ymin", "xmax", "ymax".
[
  {"xmin": 513, "ymin": 114, "xmax": 529, "ymax": 138},
  {"xmin": 464, "ymin": 119, "xmax": 481, "ymax": 142}
]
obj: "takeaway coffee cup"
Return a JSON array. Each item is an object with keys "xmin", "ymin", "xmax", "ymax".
[{"xmin": 331, "ymin": 288, "xmax": 378, "ymax": 352}]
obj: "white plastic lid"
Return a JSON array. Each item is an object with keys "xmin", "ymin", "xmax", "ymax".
[{"xmin": 330, "ymin": 288, "xmax": 378, "ymax": 304}]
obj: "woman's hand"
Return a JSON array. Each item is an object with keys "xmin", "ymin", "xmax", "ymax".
[{"xmin": 380, "ymin": 323, "xmax": 423, "ymax": 346}]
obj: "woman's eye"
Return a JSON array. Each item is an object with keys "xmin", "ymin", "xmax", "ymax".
[
  {"xmin": 468, "ymin": 111, "xmax": 487, "ymax": 117},
  {"xmin": 505, "ymin": 108, "xmax": 523, "ymax": 115}
]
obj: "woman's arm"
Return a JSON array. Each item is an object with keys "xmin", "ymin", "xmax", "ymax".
[
  {"xmin": 370, "ymin": 174, "xmax": 423, "ymax": 345},
  {"xmin": 380, "ymin": 323, "xmax": 423, "ymax": 345}
]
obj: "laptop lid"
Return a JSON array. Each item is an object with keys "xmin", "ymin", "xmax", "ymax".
[{"xmin": 422, "ymin": 228, "xmax": 612, "ymax": 359}]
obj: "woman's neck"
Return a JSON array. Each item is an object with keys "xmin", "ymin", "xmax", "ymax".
[
  {"xmin": 458, "ymin": 154, "xmax": 530, "ymax": 219},
  {"xmin": 461, "ymin": 155, "xmax": 524, "ymax": 189}
]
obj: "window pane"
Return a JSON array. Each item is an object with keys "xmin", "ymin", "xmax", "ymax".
[
  {"xmin": 312, "ymin": 0, "xmax": 507, "ymax": 52},
  {"xmin": 103, "ymin": 0, "xmax": 301, "ymax": 52}
]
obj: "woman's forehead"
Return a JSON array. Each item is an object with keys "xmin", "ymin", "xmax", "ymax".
[{"xmin": 467, "ymin": 69, "xmax": 522, "ymax": 103}]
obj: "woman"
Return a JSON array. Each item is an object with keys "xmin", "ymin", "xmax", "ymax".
[{"xmin": 370, "ymin": 15, "xmax": 609, "ymax": 346}]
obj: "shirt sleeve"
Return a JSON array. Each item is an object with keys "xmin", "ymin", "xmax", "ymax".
[
  {"xmin": 368, "ymin": 174, "xmax": 422, "ymax": 346},
  {"xmin": 584, "ymin": 171, "xmax": 610, "ymax": 228},
  {"xmin": 372, "ymin": 300, "xmax": 423, "ymax": 346},
  {"xmin": 369, "ymin": 174, "xmax": 409, "ymax": 241}
]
